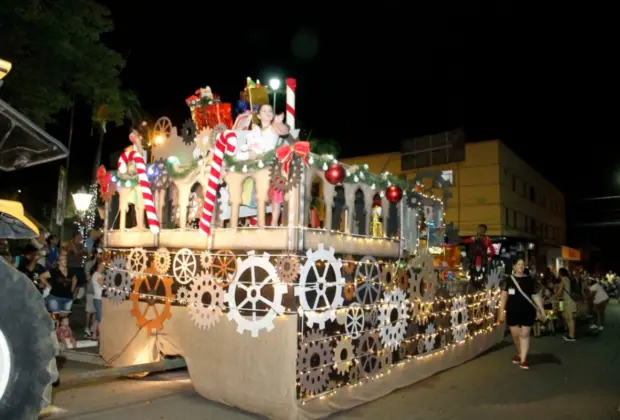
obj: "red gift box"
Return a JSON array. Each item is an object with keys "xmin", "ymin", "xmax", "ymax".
[{"xmin": 205, "ymin": 103, "xmax": 233, "ymax": 129}]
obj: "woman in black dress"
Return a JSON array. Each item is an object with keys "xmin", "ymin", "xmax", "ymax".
[{"xmin": 498, "ymin": 258, "xmax": 546, "ymax": 369}]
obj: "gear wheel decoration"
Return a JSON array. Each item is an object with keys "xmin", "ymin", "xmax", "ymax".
[
  {"xmin": 297, "ymin": 329, "xmax": 332, "ymax": 396},
  {"xmin": 357, "ymin": 330, "xmax": 381, "ymax": 378},
  {"xmin": 354, "ymin": 256, "xmax": 382, "ymax": 305},
  {"xmin": 105, "ymin": 257, "xmax": 133, "ymax": 302},
  {"xmin": 423, "ymin": 323, "xmax": 437, "ymax": 353},
  {"xmin": 172, "ymin": 248, "xmax": 198, "ymax": 285},
  {"xmin": 130, "ymin": 262, "xmax": 173, "ymax": 335},
  {"xmin": 344, "ymin": 303, "xmax": 364, "ymax": 339},
  {"xmin": 176, "ymin": 285, "xmax": 190, "ymax": 305},
  {"xmin": 295, "ymin": 244, "xmax": 345, "ymax": 329},
  {"xmin": 210, "ymin": 249, "xmax": 237, "ymax": 288},
  {"xmin": 225, "ymin": 251, "xmax": 286, "ymax": 337},
  {"xmin": 377, "ymin": 289, "xmax": 409, "ymax": 351},
  {"xmin": 332, "ymin": 337, "xmax": 354, "ymax": 375},
  {"xmin": 188, "ymin": 271, "xmax": 225, "ymax": 330},
  {"xmin": 396, "ymin": 269, "xmax": 409, "ymax": 292},
  {"xmin": 343, "ymin": 282, "xmax": 355, "ymax": 301},
  {"xmin": 440, "ymin": 332, "xmax": 447, "ymax": 349},
  {"xmin": 153, "ymin": 248, "xmax": 171, "ymax": 275},
  {"xmin": 343, "ymin": 254, "xmax": 355, "ymax": 275},
  {"xmin": 450, "ymin": 296, "xmax": 468, "ymax": 343},
  {"xmin": 398, "ymin": 342, "xmax": 409, "ymax": 360},
  {"xmin": 365, "ymin": 306, "xmax": 378, "ymax": 328},
  {"xmin": 147, "ymin": 159, "xmax": 172, "ymax": 191},
  {"xmin": 199, "ymin": 251, "xmax": 212, "ymax": 272},
  {"xmin": 380, "ymin": 262, "xmax": 398, "ymax": 291},
  {"xmin": 269, "ymin": 155, "xmax": 302, "ymax": 193},
  {"xmin": 379, "ymin": 348, "xmax": 393, "ymax": 373},
  {"xmin": 416, "ymin": 337, "xmax": 425, "ymax": 354},
  {"xmin": 153, "ymin": 116, "xmax": 173, "ymax": 140},
  {"xmin": 181, "ymin": 119, "xmax": 197, "ymax": 145},
  {"xmin": 127, "ymin": 247, "xmax": 148, "ymax": 274},
  {"xmin": 409, "ymin": 252, "xmax": 437, "ymax": 302},
  {"xmin": 275, "ymin": 255, "xmax": 301, "ymax": 283}
]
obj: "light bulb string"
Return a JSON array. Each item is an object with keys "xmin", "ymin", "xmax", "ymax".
[
  {"xmin": 297, "ymin": 314, "xmax": 496, "ymax": 376},
  {"xmin": 299, "ymin": 322, "xmax": 501, "ymax": 403}
]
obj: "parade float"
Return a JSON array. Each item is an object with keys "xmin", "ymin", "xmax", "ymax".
[{"xmin": 97, "ymin": 78, "xmax": 505, "ymax": 420}]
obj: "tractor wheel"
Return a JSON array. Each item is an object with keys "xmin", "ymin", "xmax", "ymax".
[{"xmin": 0, "ymin": 259, "xmax": 55, "ymax": 420}]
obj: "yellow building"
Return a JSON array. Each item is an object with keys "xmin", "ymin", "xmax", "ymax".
[{"xmin": 340, "ymin": 138, "xmax": 566, "ymax": 251}]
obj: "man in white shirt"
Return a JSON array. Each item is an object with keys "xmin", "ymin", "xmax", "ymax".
[{"xmin": 588, "ymin": 280, "xmax": 609, "ymax": 331}]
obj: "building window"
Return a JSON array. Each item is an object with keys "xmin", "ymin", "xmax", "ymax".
[
  {"xmin": 512, "ymin": 175, "xmax": 516, "ymax": 192},
  {"xmin": 400, "ymin": 129, "xmax": 465, "ymax": 170},
  {"xmin": 441, "ymin": 170, "xmax": 454, "ymax": 185},
  {"xmin": 530, "ymin": 218, "xmax": 537, "ymax": 235},
  {"xmin": 529, "ymin": 186, "xmax": 535, "ymax": 202},
  {"xmin": 505, "ymin": 207, "xmax": 510, "ymax": 227},
  {"xmin": 522, "ymin": 182, "xmax": 527, "ymax": 197},
  {"xmin": 513, "ymin": 211, "xmax": 517, "ymax": 228},
  {"xmin": 524, "ymin": 215, "xmax": 529, "ymax": 232}
]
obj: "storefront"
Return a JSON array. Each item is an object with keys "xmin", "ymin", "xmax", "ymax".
[{"xmin": 547, "ymin": 246, "xmax": 581, "ymax": 273}]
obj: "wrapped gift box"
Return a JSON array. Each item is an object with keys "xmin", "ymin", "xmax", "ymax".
[{"xmin": 206, "ymin": 102, "xmax": 233, "ymax": 129}]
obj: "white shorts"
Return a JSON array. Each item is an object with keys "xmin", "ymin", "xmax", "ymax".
[{"xmin": 86, "ymin": 294, "xmax": 95, "ymax": 313}]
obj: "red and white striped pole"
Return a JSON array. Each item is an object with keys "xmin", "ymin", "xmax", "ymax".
[
  {"xmin": 199, "ymin": 131, "xmax": 237, "ymax": 235},
  {"xmin": 118, "ymin": 150, "xmax": 160, "ymax": 234},
  {"xmin": 285, "ymin": 78, "xmax": 296, "ymax": 130}
]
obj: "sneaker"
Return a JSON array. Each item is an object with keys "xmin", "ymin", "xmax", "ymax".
[
  {"xmin": 589, "ymin": 324, "xmax": 599, "ymax": 330},
  {"xmin": 563, "ymin": 335, "xmax": 576, "ymax": 342},
  {"xmin": 512, "ymin": 355, "xmax": 521, "ymax": 364},
  {"xmin": 84, "ymin": 331, "xmax": 92, "ymax": 338},
  {"xmin": 520, "ymin": 361, "xmax": 530, "ymax": 370}
]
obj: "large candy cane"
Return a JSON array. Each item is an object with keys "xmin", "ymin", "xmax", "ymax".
[
  {"xmin": 200, "ymin": 131, "xmax": 237, "ymax": 235},
  {"xmin": 285, "ymin": 78, "xmax": 296, "ymax": 130},
  {"xmin": 118, "ymin": 150, "xmax": 160, "ymax": 234}
]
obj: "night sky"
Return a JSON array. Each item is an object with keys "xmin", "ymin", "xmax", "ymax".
[{"xmin": 2, "ymin": 2, "xmax": 617, "ymax": 266}]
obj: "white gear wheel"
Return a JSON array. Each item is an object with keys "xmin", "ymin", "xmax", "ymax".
[
  {"xmin": 453, "ymin": 323, "xmax": 467, "ymax": 343},
  {"xmin": 225, "ymin": 251, "xmax": 286, "ymax": 337},
  {"xmin": 176, "ymin": 285, "xmax": 190, "ymax": 305},
  {"xmin": 199, "ymin": 251, "xmax": 212, "ymax": 270},
  {"xmin": 332, "ymin": 337, "xmax": 354, "ymax": 375},
  {"xmin": 297, "ymin": 329, "xmax": 331, "ymax": 396},
  {"xmin": 188, "ymin": 271, "xmax": 225, "ymax": 330},
  {"xmin": 295, "ymin": 244, "xmax": 345, "ymax": 329},
  {"xmin": 173, "ymin": 248, "xmax": 198, "ymax": 285},
  {"xmin": 153, "ymin": 248, "xmax": 171, "ymax": 274},
  {"xmin": 379, "ymin": 348, "xmax": 393, "ymax": 373},
  {"xmin": 355, "ymin": 256, "xmax": 382, "ymax": 305},
  {"xmin": 344, "ymin": 303, "xmax": 364, "ymax": 339},
  {"xmin": 104, "ymin": 257, "xmax": 132, "ymax": 303},
  {"xmin": 486, "ymin": 267, "xmax": 501, "ymax": 289},
  {"xmin": 377, "ymin": 289, "xmax": 409, "ymax": 351},
  {"xmin": 127, "ymin": 247, "xmax": 148, "ymax": 273},
  {"xmin": 357, "ymin": 330, "xmax": 381, "ymax": 378},
  {"xmin": 417, "ymin": 337, "xmax": 425, "ymax": 354},
  {"xmin": 424, "ymin": 323, "xmax": 436, "ymax": 353}
]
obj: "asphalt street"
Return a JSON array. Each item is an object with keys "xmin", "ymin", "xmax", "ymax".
[{"xmin": 47, "ymin": 303, "xmax": 620, "ymax": 420}]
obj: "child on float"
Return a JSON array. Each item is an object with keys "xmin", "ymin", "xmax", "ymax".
[{"xmin": 239, "ymin": 104, "xmax": 289, "ymax": 226}]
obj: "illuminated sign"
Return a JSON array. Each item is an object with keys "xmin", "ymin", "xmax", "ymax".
[{"xmin": 561, "ymin": 246, "xmax": 581, "ymax": 261}]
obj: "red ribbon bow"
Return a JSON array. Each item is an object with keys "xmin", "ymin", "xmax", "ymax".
[
  {"xmin": 96, "ymin": 165, "xmax": 116, "ymax": 201},
  {"xmin": 275, "ymin": 141, "xmax": 310, "ymax": 175}
]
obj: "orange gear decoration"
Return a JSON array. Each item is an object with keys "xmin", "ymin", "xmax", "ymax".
[
  {"xmin": 343, "ymin": 254, "xmax": 355, "ymax": 274},
  {"xmin": 343, "ymin": 282, "xmax": 356, "ymax": 301},
  {"xmin": 210, "ymin": 249, "xmax": 237, "ymax": 288},
  {"xmin": 396, "ymin": 269, "xmax": 409, "ymax": 292},
  {"xmin": 130, "ymin": 262, "xmax": 173, "ymax": 335}
]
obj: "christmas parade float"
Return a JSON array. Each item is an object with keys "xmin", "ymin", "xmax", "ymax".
[{"xmin": 97, "ymin": 78, "xmax": 505, "ymax": 419}]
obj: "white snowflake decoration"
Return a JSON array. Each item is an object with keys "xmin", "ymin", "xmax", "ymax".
[
  {"xmin": 486, "ymin": 267, "xmax": 501, "ymax": 289},
  {"xmin": 424, "ymin": 323, "xmax": 437, "ymax": 353}
]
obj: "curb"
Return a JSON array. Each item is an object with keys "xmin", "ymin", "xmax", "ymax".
[{"xmin": 61, "ymin": 349, "xmax": 107, "ymax": 366}]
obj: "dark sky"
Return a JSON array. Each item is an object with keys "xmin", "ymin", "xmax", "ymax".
[{"xmin": 2, "ymin": 1, "xmax": 618, "ymax": 264}]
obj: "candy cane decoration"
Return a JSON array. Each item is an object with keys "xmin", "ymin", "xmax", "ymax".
[
  {"xmin": 118, "ymin": 149, "xmax": 160, "ymax": 234},
  {"xmin": 285, "ymin": 78, "xmax": 296, "ymax": 130},
  {"xmin": 200, "ymin": 130, "xmax": 238, "ymax": 235}
]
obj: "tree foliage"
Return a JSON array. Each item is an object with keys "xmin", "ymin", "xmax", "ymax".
[
  {"xmin": 310, "ymin": 138, "xmax": 341, "ymax": 158},
  {"xmin": 0, "ymin": 0, "xmax": 126, "ymax": 125}
]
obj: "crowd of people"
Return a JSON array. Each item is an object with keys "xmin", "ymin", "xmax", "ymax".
[
  {"xmin": 0, "ymin": 228, "xmax": 105, "ymax": 346},
  {"xmin": 499, "ymin": 258, "xmax": 615, "ymax": 370}
]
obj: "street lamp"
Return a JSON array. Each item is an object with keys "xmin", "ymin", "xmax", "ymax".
[
  {"xmin": 72, "ymin": 187, "xmax": 94, "ymax": 218},
  {"xmin": 269, "ymin": 78, "xmax": 281, "ymax": 111}
]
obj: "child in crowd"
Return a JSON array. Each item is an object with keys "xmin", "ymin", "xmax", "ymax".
[{"xmin": 89, "ymin": 260, "xmax": 105, "ymax": 340}]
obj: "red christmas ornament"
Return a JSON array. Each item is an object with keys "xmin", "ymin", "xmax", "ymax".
[
  {"xmin": 324, "ymin": 163, "xmax": 345, "ymax": 185},
  {"xmin": 386, "ymin": 185, "xmax": 403, "ymax": 203}
]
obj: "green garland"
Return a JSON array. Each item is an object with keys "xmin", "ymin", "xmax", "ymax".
[{"xmin": 116, "ymin": 152, "xmax": 405, "ymax": 191}]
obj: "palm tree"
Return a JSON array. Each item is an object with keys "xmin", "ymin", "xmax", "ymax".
[{"xmin": 91, "ymin": 90, "xmax": 144, "ymax": 181}]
